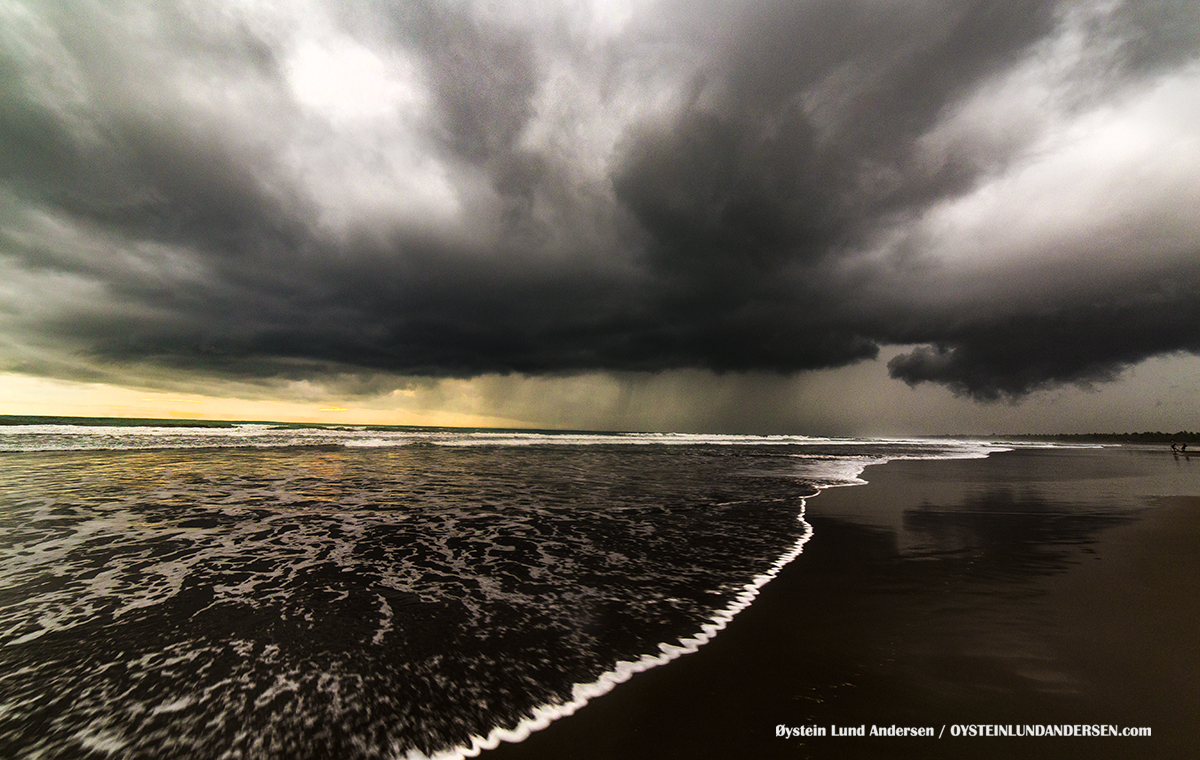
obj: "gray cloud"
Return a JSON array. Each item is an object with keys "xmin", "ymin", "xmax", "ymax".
[{"xmin": 1, "ymin": 0, "xmax": 1198, "ymax": 403}]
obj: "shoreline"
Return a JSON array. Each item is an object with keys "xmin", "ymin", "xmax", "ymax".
[
  {"xmin": 484, "ymin": 446, "xmax": 1200, "ymax": 759},
  {"xmin": 416, "ymin": 507, "xmax": 816, "ymax": 760},
  {"xmin": 432, "ymin": 444, "xmax": 1004, "ymax": 760}
]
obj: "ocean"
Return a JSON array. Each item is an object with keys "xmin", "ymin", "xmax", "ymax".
[{"xmin": 0, "ymin": 422, "xmax": 1011, "ymax": 759}]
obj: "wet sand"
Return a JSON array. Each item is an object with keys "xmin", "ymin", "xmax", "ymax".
[{"xmin": 485, "ymin": 446, "xmax": 1200, "ymax": 759}]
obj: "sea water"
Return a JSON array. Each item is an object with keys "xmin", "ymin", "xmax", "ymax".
[{"xmin": 0, "ymin": 423, "xmax": 1007, "ymax": 759}]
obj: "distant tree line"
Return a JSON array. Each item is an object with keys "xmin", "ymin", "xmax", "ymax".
[{"xmin": 995, "ymin": 431, "xmax": 1198, "ymax": 444}]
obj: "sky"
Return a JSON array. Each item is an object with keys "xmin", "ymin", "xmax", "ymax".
[{"xmin": 1, "ymin": 0, "xmax": 1198, "ymax": 434}]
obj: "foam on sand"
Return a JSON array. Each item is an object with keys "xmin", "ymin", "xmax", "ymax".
[{"xmin": 406, "ymin": 504, "xmax": 815, "ymax": 760}]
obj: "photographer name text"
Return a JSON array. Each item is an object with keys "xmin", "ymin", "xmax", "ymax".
[{"xmin": 776, "ymin": 724, "xmax": 1152, "ymax": 739}]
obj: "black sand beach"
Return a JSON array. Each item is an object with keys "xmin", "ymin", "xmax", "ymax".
[{"xmin": 487, "ymin": 446, "xmax": 1200, "ymax": 760}]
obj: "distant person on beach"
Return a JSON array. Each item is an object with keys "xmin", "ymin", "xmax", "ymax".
[{"xmin": 1172, "ymin": 443, "xmax": 1179, "ymax": 452}]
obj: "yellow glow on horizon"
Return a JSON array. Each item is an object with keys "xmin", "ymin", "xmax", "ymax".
[{"xmin": 0, "ymin": 372, "xmax": 532, "ymax": 429}]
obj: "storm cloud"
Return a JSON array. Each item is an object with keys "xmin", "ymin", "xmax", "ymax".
[{"xmin": 1, "ymin": 0, "xmax": 1198, "ymax": 401}]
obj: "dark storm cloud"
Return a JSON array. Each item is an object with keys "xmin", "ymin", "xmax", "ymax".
[
  {"xmin": 1111, "ymin": 0, "xmax": 1200, "ymax": 73},
  {"xmin": 402, "ymin": 1, "xmax": 539, "ymax": 165},
  {"xmin": 887, "ymin": 290, "xmax": 1200, "ymax": 401},
  {"xmin": 1, "ymin": 0, "xmax": 1198, "ymax": 400}
]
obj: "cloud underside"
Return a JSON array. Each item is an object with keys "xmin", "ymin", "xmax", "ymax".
[{"xmin": 1, "ymin": 0, "xmax": 1199, "ymax": 402}]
